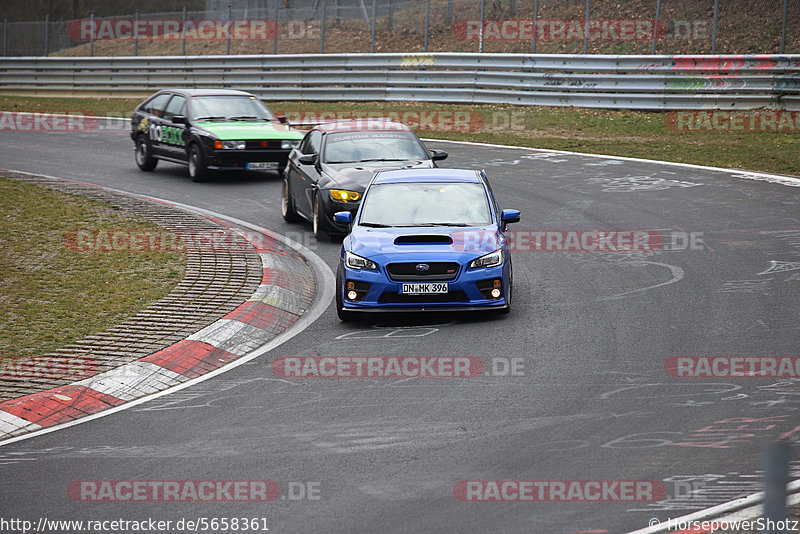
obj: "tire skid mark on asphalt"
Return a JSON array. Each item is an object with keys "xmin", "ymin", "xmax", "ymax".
[{"xmin": 596, "ymin": 261, "xmax": 685, "ymax": 301}]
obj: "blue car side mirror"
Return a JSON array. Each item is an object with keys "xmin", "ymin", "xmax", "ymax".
[
  {"xmin": 333, "ymin": 211, "xmax": 352, "ymax": 224},
  {"xmin": 500, "ymin": 209, "xmax": 521, "ymax": 224}
]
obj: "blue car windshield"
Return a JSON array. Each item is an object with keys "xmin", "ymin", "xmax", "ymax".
[{"xmin": 359, "ymin": 182, "xmax": 492, "ymax": 227}]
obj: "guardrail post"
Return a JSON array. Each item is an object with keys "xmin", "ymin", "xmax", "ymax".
[
  {"xmin": 479, "ymin": 0, "xmax": 484, "ymax": 53},
  {"xmin": 90, "ymin": 13, "xmax": 94, "ymax": 56},
  {"xmin": 134, "ymin": 11, "xmax": 139, "ymax": 56},
  {"xmin": 711, "ymin": 0, "xmax": 719, "ymax": 54},
  {"xmin": 321, "ymin": 1, "xmax": 326, "ymax": 53},
  {"xmin": 781, "ymin": 0, "xmax": 788, "ymax": 54},
  {"xmin": 651, "ymin": 0, "xmax": 661, "ymax": 54},
  {"xmin": 763, "ymin": 439, "xmax": 790, "ymax": 532},
  {"xmin": 370, "ymin": 0, "xmax": 376, "ymax": 53},
  {"xmin": 227, "ymin": 4, "xmax": 232, "ymax": 55},
  {"xmin": 273, "ymin": 1, "xmax": 279, "ymax": 54},
  {"xmin": 387, "ymin": 0, "xmax": 393, "ymax": 31},
  {"xmin": 531, "ymin": 0, "xmax": 538, "ymax": 53},
  {"xmin": 182, "ymin": 6, "xmax": 187, "ymax": 56},
  {"xmin": 446, "ymin": 0, "xmax": 452, "ymax": 29},
  {"xmin": 2, "ymin": 18, "xmax": 6, "ymax": 57},
  {"xmin": 44, "ymin": 14, "xmax": 49, "ymax": 56},
  {"xmin": 424, "ymin": 0, "xmax": 430, "ymax": 52},
  {"xmin": 583, "ymin": 0, "xmax": 590, "ymax": 54}
]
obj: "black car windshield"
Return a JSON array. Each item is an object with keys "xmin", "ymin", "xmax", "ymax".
[
  {"xmin": 359, "ymin": 182, "xmax": 492, "ymax": 227},
  {"xmin": 190, "ymin": 96, "xmax": 274, "ymax": 121},
  {"xmin": 323, "ymin": 131, "xmax": 430, "ymax": 163}
]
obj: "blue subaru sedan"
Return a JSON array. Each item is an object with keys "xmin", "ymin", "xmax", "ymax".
[{"xmin": 333, "ymin": 168, "xmax": 520, "ymax": 321}]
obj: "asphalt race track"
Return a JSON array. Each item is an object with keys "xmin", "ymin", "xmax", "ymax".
[{"xmin": 1, "ymin": 122, "xmax": 799, "ymax": 533}]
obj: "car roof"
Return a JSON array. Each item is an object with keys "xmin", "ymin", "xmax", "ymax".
[
  {"xmin": 373, "ymin": 168, "xmax": 482, "ymax": 184},
  {"xmin": 315, "ymin": 119, "xmax": 412, "ymax": 133},
  {"xmin": 156, "ymin": 89, "xmax": 256, "ymax": 98}
]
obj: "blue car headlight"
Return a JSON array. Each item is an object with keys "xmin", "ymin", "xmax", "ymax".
[
  {"xmin": 345, "ymin": 251, "xmax": 377, "ymax": 270},
  {"xmin": 469, "ymin": 249, "xmax": 504, "ymax": 269}
]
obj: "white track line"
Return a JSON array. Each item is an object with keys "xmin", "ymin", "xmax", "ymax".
[{"xmin": 421, "ymin": 137, "xmax": 800, "ymax": 188}]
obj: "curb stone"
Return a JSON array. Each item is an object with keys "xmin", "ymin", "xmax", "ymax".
[{"xmin": 0, "ymin": 171, "xmax": 316, "ymax": 441}]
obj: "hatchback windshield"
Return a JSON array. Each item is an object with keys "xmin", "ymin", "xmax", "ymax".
[
  {"xmin": 190, "ymin": 96, "xmax": 275, "ymax": 121},
  {"xmin": 324, "ymin": 131, "xmax": 430, "ymax": 163},
  {"xmin": 359, "ymin": 182, "xmax": 492, "ymax": 227}
]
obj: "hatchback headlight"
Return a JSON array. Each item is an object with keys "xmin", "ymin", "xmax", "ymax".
[
  {"xmin": 345, "ymin": 251, "xmax": 377, "ymax": 270},
  {"xmin": 221, "ymin": 140, "xmax": 246, "ymax": 150},
  {"xmin": 281, "ymin": 139, "xmax": 300, "ymax": 150},
  {"xmin": 469, "ymin": 249, "xmax": 503, "ymax": 269}
]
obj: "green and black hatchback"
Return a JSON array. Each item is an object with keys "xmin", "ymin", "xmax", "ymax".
[{"xmin": 131, "ymin": 89, "xmax": 303, "ymax": 181}]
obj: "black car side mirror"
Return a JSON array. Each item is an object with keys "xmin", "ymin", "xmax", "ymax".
[
  {"xmin": 171, "ymin": 115, "xmax": 187, "ymax": 125},
  {"xmin": 298, "ymin": 154, "xmax": 318, "ymax": 165},
  {"xmin": 431, "ymin": 150, "xmax": 448, "ymax": 161}
]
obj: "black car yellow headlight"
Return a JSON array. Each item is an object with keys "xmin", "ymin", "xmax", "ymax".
[
  {"xmin": 329, "ymin": 189, "xmax": 362, "ymax": 203},
  {"xmin": 469, "ymin": 249, "xmax": 504, "ymax": 269},
  {"xmin": 345, "ymin": 251, "xmax": 377, "ymax": 270}
]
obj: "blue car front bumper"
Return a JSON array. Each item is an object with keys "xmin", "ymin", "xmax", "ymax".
[{"xmin": 339, "ymin": 260, "xmax": 510, "ymax": 312}]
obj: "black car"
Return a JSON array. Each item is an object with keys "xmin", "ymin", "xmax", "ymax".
[
  {"xmin": 281, "ymin": 119, "xmax": 448, "ymax": 239},
  {"xmin": 131, "ymin": 89, "xmax": 303, "ymax": 181}
]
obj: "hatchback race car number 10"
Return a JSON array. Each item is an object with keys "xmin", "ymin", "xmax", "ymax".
[{"xmin": 400, "ymin": 283, "xmax": 449, "ymax": 295}]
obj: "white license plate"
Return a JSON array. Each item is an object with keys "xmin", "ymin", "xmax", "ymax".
[
  {"xmin": 400, "ymin": 282, "xmax": 449, "ymax": 295},
  {"xmin": 247, "ymin": 162, "xmax": 279, "ymax": 170}
]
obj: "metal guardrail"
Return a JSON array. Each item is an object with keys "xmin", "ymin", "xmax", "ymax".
[{"xmin": 1, "ymin": 53, "xmax": 799, "ymax": 110}]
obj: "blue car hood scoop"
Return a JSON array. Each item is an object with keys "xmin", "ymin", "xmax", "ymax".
[{"xmin": 393, "ymin": 235, "xmax": 453, "ymax": 245}]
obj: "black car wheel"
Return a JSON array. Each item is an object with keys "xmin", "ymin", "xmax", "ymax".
[
  {"xmin": 134, "ymin": 135, "xmax": 158, "ymax": 171},
  {"xmin": 281, "ymin": 177, "xmax": 301, "ymax": 223},
  {"xmin": 312, "ymin": 193, "xmax": 329, "ymax": 241},
  {"xmin": 188, "ymin": 143, "xmax": 208, "ymax": 182},
  {"xmin": 335, "ymin": 269, "xmax": 359, "ymax": 322}
]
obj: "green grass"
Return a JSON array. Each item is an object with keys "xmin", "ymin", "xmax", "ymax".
[
  {"xmin": 1, "ymin": 95, "xmax": 798, "ymax": 176},
  {"xmin": 0, "ymin": 178, "xmax": 186, "ymax": 361}
]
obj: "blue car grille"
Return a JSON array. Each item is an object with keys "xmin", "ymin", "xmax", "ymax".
[
  {"xmin": 378, "ymin": 290, "xmax": 469, "ymax": 303},
  {"xmin": 386, "ymin": 262, "xmax": 460, "ymax": 281}
]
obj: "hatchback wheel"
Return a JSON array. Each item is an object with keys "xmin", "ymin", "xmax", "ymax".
[
  {"xmin": 134, "ymin": 135, "xmax": 158, "ymax": 171},
  {"xmin": 188, "ymin": 144, "xmax": 208, "ymax": 182}
]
